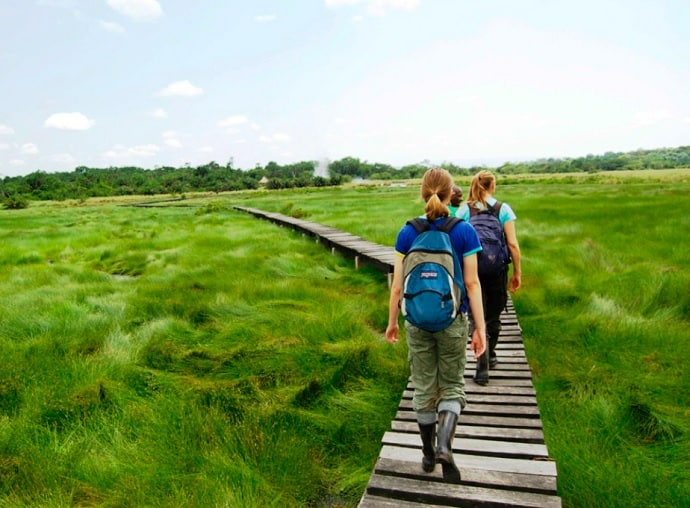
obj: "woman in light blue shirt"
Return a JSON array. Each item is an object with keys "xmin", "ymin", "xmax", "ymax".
[{"xmin": 456, "ymin": 170, "xmax": 522, "ymax": 385}]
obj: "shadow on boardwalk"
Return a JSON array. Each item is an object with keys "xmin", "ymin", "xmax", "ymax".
[{"xmin": 234, "ymin": 206, "xmax": 562, "ymax": 507}]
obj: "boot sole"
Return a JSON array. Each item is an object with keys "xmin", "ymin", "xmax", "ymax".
[
  {"xmin": 440, "ymin": 460, "xmax": 462, "ymax": 483},
  {"xmin": 436, "ymin": 451, "xmax": 462, "ymax": 483}
]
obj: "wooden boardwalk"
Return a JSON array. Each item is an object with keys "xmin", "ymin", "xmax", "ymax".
[
  {"xmin": 233, "ymin": 206, "xmax": 397, "ymax": 283},
  {"xmin": 359, "ymin": 301, "xmax": 561, "ymax": 508},
  {"xmin": 234, "ymin": 206, "xmax": 562, "ymax": 507}
]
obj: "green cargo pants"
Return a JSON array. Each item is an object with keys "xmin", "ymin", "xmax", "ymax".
[{"xmin": 405, "ymin": 314, "xmax": 468, "ymax": 413}]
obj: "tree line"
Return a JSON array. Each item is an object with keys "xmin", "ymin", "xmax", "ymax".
[{"xmin": 2, "ymin": 146, "xmax": 689, "ymax": 208}]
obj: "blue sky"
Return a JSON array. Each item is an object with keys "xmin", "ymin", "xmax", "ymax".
[{"xmin": 1, "ymin": 0, "xmax": 689, "ymax": 177}]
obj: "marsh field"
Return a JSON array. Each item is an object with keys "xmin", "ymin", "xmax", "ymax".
[{"xmin": 1, "ymin": 169, "xmax": 689, "ymax": 507}]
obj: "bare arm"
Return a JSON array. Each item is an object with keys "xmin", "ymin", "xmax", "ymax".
[
  {"xmin": 503, "ymin": 220, "xmax": 522, "ymax": 292},
  {"xmin": 385, "ymin": 256, "xmax": 404, "ymax": 343},
  {"xmin": 463, "ymin": 253, "xmax": 486, "ymax": 359}
]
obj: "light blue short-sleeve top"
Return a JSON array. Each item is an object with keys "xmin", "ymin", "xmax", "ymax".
[{"xmin": 456, "ymin": 197, "xmax": 516, "ymax": 226}]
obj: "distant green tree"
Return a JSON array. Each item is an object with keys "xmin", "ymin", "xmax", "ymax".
[
  {"xmin": 329, "ymin": 157, "xmax": 363, "ymax": 178},
  {"xmin": 3, "ymin": 195, "xmax": 29, "ymax": 209}
]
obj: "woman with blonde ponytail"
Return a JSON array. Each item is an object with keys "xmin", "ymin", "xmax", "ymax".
[
  {"xmin": 456, "ymin": 170, "xmax": 522, "ymax": 386},
  {"xmin": 386, "ymin": 167, "xmax": 486, "ymax": 483}
]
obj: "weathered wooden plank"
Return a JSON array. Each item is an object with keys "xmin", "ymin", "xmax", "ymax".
[
  {"xmin": 359, "ymin": 493, "xmax": 448, "ymax": 508},
  {"xmin": 372, "ymin": 457, "xmax": 558, "ymax": 494},
  {"xmin": 463, "ymin": 385, "xmax": 536, "ymax": 396},
  {"xmin": 470, "ymin": 342, "xmax": 525, "ymax": 351},
  {"xmin": 404, "ymin": 378, "xmax": 534, "ymax": 392},
  {"xmin": 307, "ymin": 224, "xmax": 343, "ymax": 234},
  {"xmin": 405, "ymin": 378, "xmax": 535, "ymax": 391},
  {"xmin": 400, "ymin": 400, "xmax": 541, "ymax": 418},
  {"xmin": 382, "ymin": 431, "xmax": 549, "ymax": 460},
  {"xmin": 379, "ymin": 445, "xmax": 558, "ymax": 476},
  {"xmin": 402, "ymin": 390, "xmax": 538, "ymax": 406},
  {"xmin": 468, "ymin": 394, "xmax": 538, "ymax": 405},
  {"xmin": 466, "ymin": 353, "xmax": 529, "ymax": 361},
  {"xmin": 466, "ymin": 350, "xmax": 528, "ymax": 361},
  {"xmin": 390, "ymin": 420, "xmax": 546, "ymax": 443},
  {"xmin": 463, "ymin": 370, "xmax": 534, "ymax": 380},
  {"xmin": 462, "ymin": 404, "xmax": 541, "ymax": 418},
  {"xmin": 395, "ymin": 410, "xmax": 544, "ymax": 429},
  {"xmin": 364, "ymin": 473, "xmax": 561, "ymax": 507},
  {"xmin": 485, "ymin": 338, "xmax": 525, "ymax": 346},
  {"xmin": 407, "ymin": 379, "xmax": 535, "ymax": 391},
  {"xmin": 465, "ymin": 362, "xmax": 533, "ymax": 373}
]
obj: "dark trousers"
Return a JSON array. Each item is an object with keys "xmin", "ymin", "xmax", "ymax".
[{"xmin": 473, "ymin": 270, "xmax": 508, "ymax": 382}]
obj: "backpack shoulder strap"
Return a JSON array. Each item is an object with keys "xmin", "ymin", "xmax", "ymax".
[
  {"xmin": 470, "ymin": 201, "xmax": 502, "ymax": 217},
  {"xmin": 438, "ymin": 216, "xmax": 462, "ymax": 234},
  {"xmin": 489, "ymin": 200, "xmax": 503, "ymax": 216},
  {"xmin": 406, "ymin": 217, "xmax": 430, "ymax": 234}
]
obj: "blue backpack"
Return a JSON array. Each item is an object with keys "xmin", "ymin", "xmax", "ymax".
[
  {"xmin": 469, "ymin": 201, "xmax": 510, "ymax": 277},
  {"xmin": 401, "ymin": 217, "xmax": 465, "ymax": 332}
]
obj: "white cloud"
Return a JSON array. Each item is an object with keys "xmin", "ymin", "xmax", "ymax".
[
  {"xmin": 273, "ymin": 133, "xmax": 291, "ymax": 142},
  {"xmin": 100, "ymin": 20, "xmax": 125, "ymax": 33},
  {"xmin": 129, "ymin": 144, "xmax": 160, "ymax": 156},
  {"xmin": 218, "ymin": 115, "xmax": 249, "ymax": 128},
  {"xmin": 0, "ymin": 124, "xmax": 15, "ymax": 135},
  {"xmin": 324, "ymin": 0, "xmax": 419, "ymax": 15},
  {"xmin": 199, "ymin": 146, "xmax": 214, "ymax": 153},
  {"xmin": 0, "ymin": 143, "xmax": 9, "ymax": 150},
  {"xmin": 260, "ymin": 133, "xmax": 291, "ymax": 143},
  {"xmin": 150, "ymin": 107, "xmax": 168, "ymax": 118},
  {"xmin": 9, "ymin": 159, "xmax": 25, "ymax": 166},
  {"xmin": 107, "ymin": 0, "xmax": 162, "ymax": 22},
  {"xmin": 325, "ymin": 0, "xmax": 360, "ymax": 7},
  {"xmin": 52, "ymin": 153, "xmax": 76, "ymax": 164},
  {"xmin": 162, "ymin": 130, "xmax": 182, "ymax": 148},
  {"xmin": 21, "ymin": 143, "xmax": 38, "ymax": 155},
  {"xmin": 157, "ymin": 80, "xmax": 203, "ymax": 97},
  {"xmin": 103, "ymin": 143, "xmax": 160, "ymax": 159},
  {"xmin": 44, "ymin": 112, "xmax": 95, "ymax": 130},
  {"xmin": 255, "ymin": 14, "xmax": 276, "ymax": 23}
]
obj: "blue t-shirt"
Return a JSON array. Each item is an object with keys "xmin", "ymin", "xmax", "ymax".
[
  {"xmin": 456, "ymin": 197, "xmax": 517, "ymax": 225},
  {"xmin": 394, "ymin": 216, "xmax": 481, "ymax": 312}
]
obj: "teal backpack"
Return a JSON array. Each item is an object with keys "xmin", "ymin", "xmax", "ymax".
[{"xmin": 401, "ymin": 217, "xmax": 465, "ymax": 332}]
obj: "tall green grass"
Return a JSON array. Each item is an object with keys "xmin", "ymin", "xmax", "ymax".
[
  {"xmin": 509, "ymin": 178, "xmax": 690, "ymax": 507},
  {"xmin": 228, "ymin": 170, "xmax": 690, "ymax": 507},
  {"xmin": 1, "ymin": 170, "xmax": 689, "ymax": 506},
  {"xmin": 0, "ymin": 203, "xmax": 407, "ymax": 506}
]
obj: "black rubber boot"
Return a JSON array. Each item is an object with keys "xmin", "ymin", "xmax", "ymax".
[
  {"xmin": 474, "ymin": 352, "xmax": 489, "ymax": 385},
  {"xmin": 418, "ymin": 423, "xmax": 436, "ymax": 472},
  {"xmin": 435, "ymin": 411, "xmax": 461, "ymax": 483},
  {"xmin": 489, "ymin": 335, "xmax": 499, "ymax": 368}
]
